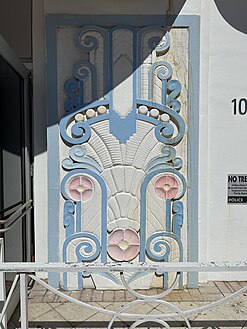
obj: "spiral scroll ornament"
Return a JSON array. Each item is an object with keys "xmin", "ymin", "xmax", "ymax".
[{"xmin": 75, "ymin": 235, "xmax": 101, "ymax": 262}]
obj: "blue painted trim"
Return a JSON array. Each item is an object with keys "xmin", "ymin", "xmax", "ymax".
[
  {"xmin": 46, "ymin": 17, "xmax": 60, "ymax": 288},
  {"xmin": 76, "ymin": 202, "xmax": 82, "ymax": 232},
  {"xmin": 136, "ymin": 113, "xmax": 159, "ymax": 125},
  {"xmin": 171, "ymin": 15, "xmax": 200, "ymax": 287},
  {"xmin": 187, "ymin": 16, "xmax": 200, "ymax": 288},
  {"xmin": 45, "ymin": 15, "xmax": 169, "ymax": 28},
  {"xmin": 166, "ymin": 199, "xmax": 171, "ymax": 233}
]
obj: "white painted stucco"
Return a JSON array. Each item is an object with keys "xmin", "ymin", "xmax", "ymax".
[{"xmin": 32, "ymin": 0, "xmax": 247, "ymax": 282}]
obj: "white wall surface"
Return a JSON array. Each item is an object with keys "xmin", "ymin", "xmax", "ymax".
[
  {"xmin": 32, "ymin": 0, "xmax": 47, "ymax": 276},
  {"xmin": 33, "ymin": 0, "xmax": 247, "ymax": 281},
  {"xmin": 206, "ymin": 1, "xmax": 247, "ymax": 280}
]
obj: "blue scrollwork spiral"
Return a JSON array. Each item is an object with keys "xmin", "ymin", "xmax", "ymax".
[
  {"xmin": 146, "ymin": 233, "xmax": 171, "ymax": 261},
  {"xmin": 75, "ymin": 235, "xmax": 100, "ymax": 262},
  {"xmin": 75, "ymin": 30, "xmax": 98, "ymax": 52},
  {"xmin": 60, "ymin": 116, "xmax": 91, "ymax": 145}
]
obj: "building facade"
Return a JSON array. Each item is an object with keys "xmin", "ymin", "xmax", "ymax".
[{"xmin": 1, "ymin": 0, "xmax": 247, "ymax": 292}]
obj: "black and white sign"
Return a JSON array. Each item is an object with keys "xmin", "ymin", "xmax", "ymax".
[{"xmin": 228, "ymin": 174, "xmax": 247, "ymax": 204}]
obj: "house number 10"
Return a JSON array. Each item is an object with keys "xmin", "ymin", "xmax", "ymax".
[{"xmin": 232, "ymin": 98, "xmax": 247, "ymax": 115}]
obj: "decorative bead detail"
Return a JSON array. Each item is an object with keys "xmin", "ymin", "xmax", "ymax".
[
  {"xmin": 75, "ymin": 113, "xmax": 85, "ymax": 122},
  {"xmin": 138, "ymin": 105, "xmax": 148, "ymax": 115},
  {"xmin": 86, "ymin": 109, "xmax": 96, "ymax": 119},
  {"xmin": 149, "ymin": 108, "xmax": 160, "ymax": 119},
  {"xmin": 160, "ymin": 114, "xmax": 170, "ymax": 122},
  {"xmin": 97, "ymin": 105, "xmax": 107, "ymax": 115}
]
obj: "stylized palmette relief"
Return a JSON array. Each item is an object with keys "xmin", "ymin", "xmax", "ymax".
[{"xmin": 59, "ymin": 25, "xmax": 187, "ymax": 289}]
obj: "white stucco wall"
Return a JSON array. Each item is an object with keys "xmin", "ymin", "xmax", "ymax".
[
  {"xmin": 205, "ymin": 1, "xmax": 247, "ymax": 280},
  {"xmin": 33, "ymin": 0, "xmax": 247, "ymax": 282}
]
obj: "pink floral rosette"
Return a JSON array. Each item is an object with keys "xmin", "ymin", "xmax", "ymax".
[
  {"xmin": 67, "ymin": 175, "xmax": 94, "ymax": 202},
  {"xmin": 108, "ymin": 228, "xmax": 140, "ymax": 261},
  {"xmin": 154, "ymin": 175, "xmax": 179, "ymax": 200}
]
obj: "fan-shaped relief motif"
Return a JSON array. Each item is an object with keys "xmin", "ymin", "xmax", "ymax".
[{"xmin": 59, "ymin": 25, "xmax": 188, "ymax": 289}]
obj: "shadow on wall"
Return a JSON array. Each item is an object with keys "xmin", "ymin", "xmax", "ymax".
[
  {"xmin": 1, "ymin": 1, "xmax": 188, "ymax": 159},
  {"xmin": 214, "ymin": 0, "xmax": 247, "ymax": 34}
]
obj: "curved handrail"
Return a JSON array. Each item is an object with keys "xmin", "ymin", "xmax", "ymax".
[{"xmin": 0, "ymin": 200, "xmax": 32, "ymax": 233}]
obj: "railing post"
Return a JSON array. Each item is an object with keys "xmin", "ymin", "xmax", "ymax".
[
  {"xmin": 20, "ymin": 274, "xmax": 28, "ymax": 329},
  {"xmin": 0, "ymin": 238, "xmax": 6, "ymax": 329}
]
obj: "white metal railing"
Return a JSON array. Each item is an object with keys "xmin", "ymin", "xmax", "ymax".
[
  {"xmin": 0, "ymin": 239, "xmax": 6, "ymax": 328},
  {"xmin": 0, "ymin": 200, "xmax": 33, "ymax": 329},
  {"xmin": 0, "ymin": 261, "xmax": 247, "ymax": 329}
]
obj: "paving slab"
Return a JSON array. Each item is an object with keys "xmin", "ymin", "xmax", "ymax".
[
  {"xmin": 8, "ymin": 281, "xmax": 247, "ymax": 328},
  {"xmin": 28, "ymin": 302, "xmax": 53, "ymax": 320},
  {"xmin": 54, "ymin": 302, "xmax": 97, "ymax": 322}
]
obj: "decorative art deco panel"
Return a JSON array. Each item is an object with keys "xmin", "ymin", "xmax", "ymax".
[{"xmin": 58, "ymin": 25, "xmax": 188, "ymax": 290}]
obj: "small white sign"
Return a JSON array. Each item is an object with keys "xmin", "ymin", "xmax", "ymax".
[{"xmin": 228, "ymin": 174, "xmax": 247, "ymax": 204}]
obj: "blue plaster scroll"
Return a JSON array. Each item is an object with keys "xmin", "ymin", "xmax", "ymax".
[
  {"xmin": 60, "ymin": 119, "xmax": 91, "ymax": 145},
  {"xmin": 62, "ymin": 145, "xmax": 103, "ymax": 173},
  {"xmin": 146, "ymin": 236, "xmax": 171, "ymax": 261},
  {"xmin": 73, "ymin": 60, "xmax": 97, "ymax": 102},
  {"xmin": 63, "ymin": 201, "xmax": 75, "ymax": 237},
  {"xmin": 145, "ymin": 145, "xmax": 176, "ymax": 172},
  {"xmin": 64, "ymin": 79, "xmax": 81, "ymax": 111},
  {"xmin": 148, "ymin": 61, "xmax": 172, "ymax": 104},
  {"xmin": 74, "ymin": 25, "xmax": 107, "ymax": 53},
  {"xmin": 167, "ymin": 80, "xmax": 182, "ymax": 112},
  {"xmin": 172, "ymin": 201, "xmax": 183, "ymax": 238}
]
